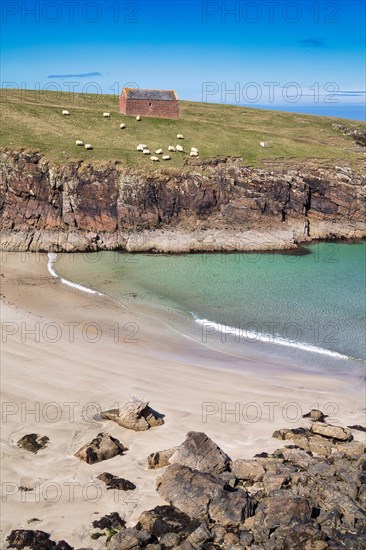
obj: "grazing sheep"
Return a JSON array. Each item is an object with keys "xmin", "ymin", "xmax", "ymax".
[
  {"xmin": 177, "ymin": 133, "xmax": 184, "ymax": 139},
  {"xmin": 136, "ymin": 115, "xmax": 141, "ymax": 121},
  {"xmin": 191, "ymin": 147, "xmax": 198, "ymax": 153},
  {"xmin": 120, "ymin": 123, "xmax": 126, "ymax": 129},
  {"xmin": 162, "ymin": 155, "xmax": 171, "ymax": 161},
  {"xmin": 150, "ymin": 156, "xmax": 160, "ymax": 162},
  {"xmin": 62, "ymin": 110, "xmax": 70, "ymax": 116},
  {"xmin": 190, "ymin": 151, "xmax": 199, "ymax": 157},
  {"xmin": 103, "ymin": 112, "xmax": 111, "ymax": 118},
  {"xmin": 142, "ymin": 149, "xmax": 150, "ymax": 155},
  {"xmin": 259, "ymin": 141, "xmax": 270, "ymax": 148},
  {"xmin": 168, "ymin": 145, "xmax": 176, "ymax": 152},
  {"xmin": 85, "ymin": 144, "xmax": 93, "ymax": 150},
  {"xmin": 176, "ymin": 144, "xmax": 184, "ymax": 152},
  {"xmin": 75, "ymin": 140, "xmax": 84, "ymax": 146},
  {"xmin": 155, "ymin": 148, "xmax": 163, "ymax": 154},
  {"xmin": 140, "ymin": 144, "xmax": 147, "ymax": 149},
  {"xmin": 136, "ymin": 144, "xmax": 144, "ymax": 151}
]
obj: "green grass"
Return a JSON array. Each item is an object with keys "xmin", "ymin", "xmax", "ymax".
[{"xmin": 0, "ymin": 88, "xmax": 365, "ymax": 169}]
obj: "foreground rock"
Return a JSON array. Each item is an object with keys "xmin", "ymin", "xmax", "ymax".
[
  {"xmin": 169, "ymin": 431, "xmax": 232, "ymax": 475},
  {"xmin": 74, "ymin": 432, "xmax": 128, "ymax": 464},
  {"xmin": 156, "ymin": 463, "xmax": 254, "ymax": 526},
  {"xmin": 17, "ymin": 434, "xmax": 49, "ymax": 454},
  {"xmin": 101, "ymin": 395, "xmax": 164, "ymax": 431},
  {"xmin": 6, "ymin": 530, "xmax": 72, "ymax": 549}
]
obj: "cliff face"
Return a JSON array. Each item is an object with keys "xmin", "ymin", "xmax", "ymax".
[{"xmin": 0, "ymin": 150, "xmax": 365, "ymax": 252}]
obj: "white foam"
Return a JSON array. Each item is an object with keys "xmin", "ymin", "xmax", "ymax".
[
  {"xmin": 195, "ymin": 317, "xmax": 350, "ymax": 360},
  {"xmin": 47, "ymin": 253, "xmax": 104, "ymax": 296}
]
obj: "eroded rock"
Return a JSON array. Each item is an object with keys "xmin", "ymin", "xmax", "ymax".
[
  {"xmin": 101, "ymin": 395, "xmax": 164, "ymax": 431},
  {"xmin": 96, "ymin": 472, "xmax": 136, "ymax": 490},
  {"xmin": 74, "ymin": 432, "xmax": 127, "ymax": 464}
]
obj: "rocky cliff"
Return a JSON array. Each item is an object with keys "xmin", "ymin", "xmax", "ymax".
[{"xmin": 0, "ymin": 150, "xmax": 365, "ymax": 252}]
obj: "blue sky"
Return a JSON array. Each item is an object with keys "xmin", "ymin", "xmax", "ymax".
[{"xmin": 1, "ymin": 0, "xmax": 365, "ymax": 116}]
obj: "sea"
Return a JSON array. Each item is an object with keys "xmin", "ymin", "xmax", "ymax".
[{"xmin": 50, "ymin": 241, "xmax": 366, "ymax": 374}]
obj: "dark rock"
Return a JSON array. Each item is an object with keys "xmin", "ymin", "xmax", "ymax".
[
  {"xmin": 136, "ymin": 505, "xmax": 200, "ymax": 539},
  {"xmin": 17, "ymin": 434, "xmax": 49, "ymax": 453},
  {"xmin": 348, "ymin": 425, "xmax": 366, "ymax": 432},
  {"xmin": 101, "ymin": 395, "xmax": 164, "ymax": 431},
  {"xmin": 6, "ymin": 530, "xmax": 73, "ymax": 549},
  {"xmin": 96, "ymin": 472, "xmax": 136, "ymax": 491},
  {"xmin": 92, "ymin": 512, "xmax": 126, "ymax": 530},
  {"xmin": 74, "ymin": 432, "xmax": 127, "ymax": 464},
  {"xmin": 169, "ymin": 431, "xmax": 232, "ymax": 475},
  {"xmin": 185, "ymin": 523, "xmax": 212, "ymax": 546}
]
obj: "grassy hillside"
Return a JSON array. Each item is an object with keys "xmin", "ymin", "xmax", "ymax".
[{"xmin": 0, "ymin": 89, "xmax": 365, "ymax": 169}]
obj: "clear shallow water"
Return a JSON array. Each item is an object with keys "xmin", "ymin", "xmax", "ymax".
[{"xmin": 53, "ymin": 241, "xmax": 366, "ymax": 364}]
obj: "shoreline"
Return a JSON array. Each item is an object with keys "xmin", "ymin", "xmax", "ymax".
[{"xmin": 1, "ymin": 253, "xmax": 365, "ymax": 548}]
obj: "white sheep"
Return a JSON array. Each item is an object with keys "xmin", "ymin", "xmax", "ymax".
[
  {"xmin": 191, "ymin": 147, "xmax": 198, "ymax": 153},
  {"xmin": 168, "ymin": 145, "xmax": 176, "ymax": 152},
  {"xmin": 176, "ymin": 144, "xmax": 184, "ymax": 152},
  {"xmin": 120, "ymin": 123, "xmax": 126, "ymax": 129},
  {"xmin": 150, "ymin": 156, "xmax": 159, "ymax": 162},
  {"xmin": 177, "ymin": 133, "xmax": 184, "ymax": 139},
  {"xmin": 75, "ymin": 140, "xmax": 84, "ymax": 146},
  {"xmin": 140, "ymin": 144, "xmax": 147, "ymax": 149},
  {"xmin": 190, "ymin": 151, "xmax": 199, "ymax": 157},
  {"xmin": 85, "ymin": 144, "xmax": 93, "ymax": 150},
  {"xmin": 136, "ymin": 115, "xmax": 141, "ymax": 121},
  {"xmin": 143, "ymin": 149, "xmax": 150, "ymax": 155},
  {"xmin": 136, "ymin": 144, "xmax": 144, "ymax": 151},
  {"xmin": 162, "ymin": 155, "xmax": 171, "ymax": 161},
  {"xmin": 103, "ymin": 112, "xmax": 110, "ymax": 118},
  {"xmin": 155, "ymin": 148, "xmax": 163, "ymax": 154},
  {"xmin": 62, "ymin": 110, "xmax": 70, "ymax": 116}
]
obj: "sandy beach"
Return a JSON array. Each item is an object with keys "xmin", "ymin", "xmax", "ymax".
[{"xmin": 1, "ymin": 252, "xmax": 365, "ymax": 549}]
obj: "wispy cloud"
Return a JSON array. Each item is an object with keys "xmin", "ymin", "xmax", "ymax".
[
  {"xmin": 47, "ymin": 72, "xmax": 103, "ymax": 79},
  {"xmin": 297, "ymin": 38, "xmax": 325, "ymax": 48}
]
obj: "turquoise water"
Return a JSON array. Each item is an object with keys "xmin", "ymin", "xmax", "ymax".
[{"xmin": 53, "ymin": 241, "xmax": 366, "ymax": 364}]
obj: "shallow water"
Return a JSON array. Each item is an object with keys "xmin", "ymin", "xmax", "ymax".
[{"xmin": 53, "ymin": 241, "xmax": 366, "ymax": 368}]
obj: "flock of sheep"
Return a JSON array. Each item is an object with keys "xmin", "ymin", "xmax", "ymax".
[{"xmin": 61, "ymin": 109, "xmax": 199, "ymax": 159}]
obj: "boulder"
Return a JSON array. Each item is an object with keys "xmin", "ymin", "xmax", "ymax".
[
  {"xmin": 184, "ymin": 523, "xmax": 212, "ymax": 546},
  {"xmin": 147, "ymin": 447, "xmax": 178, "ymax": 469},
  {"xmin": 169, "ymin": 431, "xmax": 232, "ymax": 475},
  {"xmin": 74, "ymin": 432, "xmax": 127, "ymax": 464},
  {"xmin": 106, "ymin": 528, "xmax": 153, "ymax": 549},
  {"xmin": 17, "ymin": 434, "xmax": 49, "ymax": 454},
  {"xmin": 97, "ymin": 472, "xmax": 136, "ymax": 491},
  {"xmin": 311, "ymin": 422, "xmax": 353, "ymax": 441},
  {"xmin": 232, "ymin": 459, "xmax": 265, "ymax": 482},
  {"xmin": 101, "ymin": 395, "xmax": 164, "ymax": 431},
  {"xmin": 156, "ymin": 463, "xmax": 253, "ymax": 526}
]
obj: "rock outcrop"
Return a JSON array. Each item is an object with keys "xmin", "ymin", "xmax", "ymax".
[
  {"xmin": 1, "ymin": 150, "xmax": 365, "ymax": 252},
  {"xmin": 6, "ymin": 412, "xmax": 366, "ymax": 549}
]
